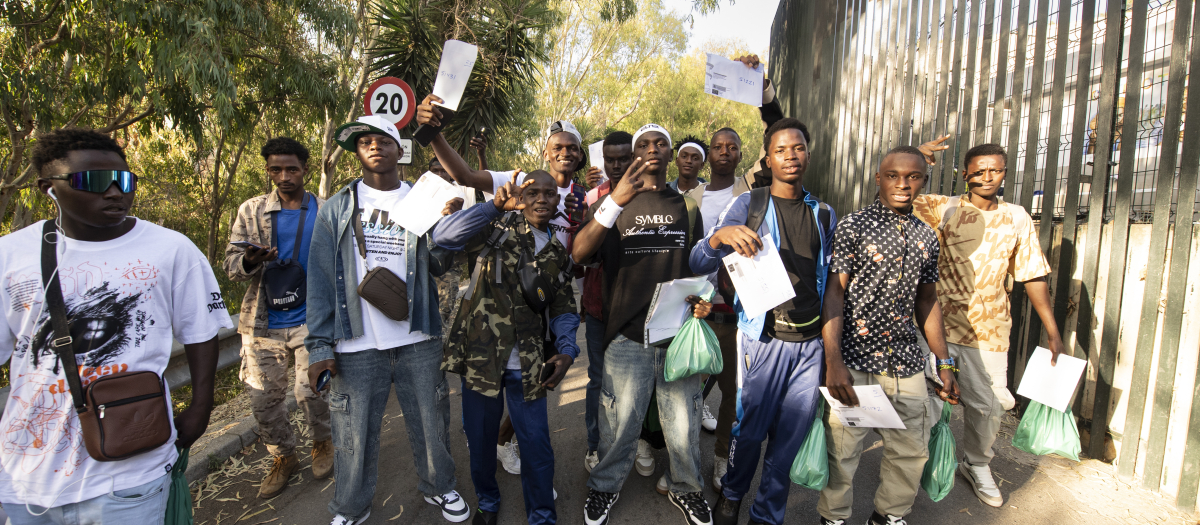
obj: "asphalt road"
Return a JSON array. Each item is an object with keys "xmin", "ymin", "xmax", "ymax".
[{"xmin": 191, "ymin": 325, "xmax": 1140, "ymax": 525}]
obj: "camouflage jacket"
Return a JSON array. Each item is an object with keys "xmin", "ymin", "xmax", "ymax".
[
  {"xmin": 432, "ymin": 204, "xmax": 579, "ymax": 401},
  {"xmin": 223, "ymin": 190, "xmax": 324, "ymax": 337}
]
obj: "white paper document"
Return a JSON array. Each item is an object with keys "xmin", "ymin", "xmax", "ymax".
[
  {"xmin": 644, "ymin": 276, "xmax": 715, "ymax": 346},
  {"xmin": 721, "ymin": 236, "xmax": 795, "ymax": 319},
  {"xmin": 1016, "ymin": 347, "xmax": 1087, "ymax": 412},
  {"xmin": 393, "ymin": 172, "xmax": 467, "ymax": 236},
  {"xmin": 704, "ymin": 53, "xmax": 764, "ymax": 107},
  {"xmin": 589, "ymin": 141, "xmax": 607, "ymax": 182},
  {"xmin": 432, "ymin": 40, "xmax": 479, "ymax": 111},
  {"xmin": 820, "ymin": 385, "xmax": 907, "ymax": 429}
]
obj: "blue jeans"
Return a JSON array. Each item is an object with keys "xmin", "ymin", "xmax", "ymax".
[
  {"xmin": 327, "ymin": 339, "xmax": 456, "ymax": 520},
  {"xmin": 3, "ymin": 473, "xmax": 170, "ymax": 525},
  {"xmin": 462, "ymin": 370, "xmax": 556, "ymax": 524},
  {"xmin": 587, "ymin": 335, "xmax": 704, "ymax": 494},
  {"xmin": 584, "ymin": 313, "xmax": 606, "ymax": 451},
  {"xmin": 722, "ymin": 333, "xmax": 824, "ymax": 525}
]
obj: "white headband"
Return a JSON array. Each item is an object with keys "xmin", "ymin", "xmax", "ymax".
[
  {"xmin": 632, "ymin": 123, "xmax": 672, "ymax": 150},
  {"xmin": 678, "ymin": 142, "xmax": 706, "ymax": 162}
]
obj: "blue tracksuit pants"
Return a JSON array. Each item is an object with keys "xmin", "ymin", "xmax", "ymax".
[{"xmin": 721, "ymin": 331, "xmax": 824, "ymax": 525}]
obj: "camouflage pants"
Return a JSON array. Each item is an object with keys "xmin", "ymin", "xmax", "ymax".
[{"xmin": 240, "ymin": 325, "xmax": 331, "ymax": 457}]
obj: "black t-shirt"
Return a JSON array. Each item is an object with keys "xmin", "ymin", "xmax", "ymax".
[
  {"xmin": 766, "ymin": 195, "xmax": 822, "ymax": 341},
  {"xmin": 583, "ymin": 189, "xmax": 705, "ymax": 348}
]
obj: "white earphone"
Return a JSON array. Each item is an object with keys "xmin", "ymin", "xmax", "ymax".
[{"xmin": 47, "ymin": 188, "xmax": 58, "ymax": 200}]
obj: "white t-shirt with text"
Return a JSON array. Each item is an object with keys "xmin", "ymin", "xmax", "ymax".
[
  {"xmin": 337, "ymin": 181, "xmax": 433, "ymax": 353},
  {"xmin": 0, "ymin": 220, "xmax": 233, "ymax": 507}
]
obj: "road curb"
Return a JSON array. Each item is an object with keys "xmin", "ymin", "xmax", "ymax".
[{"xmin": 186, "ymin": 396, "xmax": 298, "ymax": 484}]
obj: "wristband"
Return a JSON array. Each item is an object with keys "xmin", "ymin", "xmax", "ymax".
[
  {"xmin": 937, "ymin": 364, "xmax": 959, "ymax": 373},
  {"xmin": 936, "ymin": 357, "xmax": 955, "ymax": 367},
  {"xmin": 594, "ymin": 199, "xmax": 624, "ymax": 228}
]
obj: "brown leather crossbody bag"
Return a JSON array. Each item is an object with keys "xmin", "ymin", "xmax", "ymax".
[
  {"xmin": 352, "ymin": 182, "xmax": 409, "ymax": 321},
  {"xmin": 41, "ymin": 222, "xmax": 173, "ymax": 461}
]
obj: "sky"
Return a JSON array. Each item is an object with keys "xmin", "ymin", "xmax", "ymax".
[{"xmin": 662, "ymin": 0, "xmax": 783, "ymax": 58}]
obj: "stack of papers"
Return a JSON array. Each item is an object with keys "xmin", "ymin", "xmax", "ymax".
[{"xmin": 644, "ymin": 276, "xmax": 715, "ymax": 346}]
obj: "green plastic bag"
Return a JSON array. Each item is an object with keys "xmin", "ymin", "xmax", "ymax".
[
  {"xmin": 921, "ymin": 401, "xmax": 956, "ymax": 502},
  {"xmin": 789, "ymin": 402, "xmax": 829, "ymax": 490},
  {"xmin": 664, "ymin": 293, "xmax": 722, "ymax": 382},
  {"xmin": 165, "ymin": 446, "xmax": 193, "ymax": 525},
  {"xmin": 1012, "ymin": 401, "xmax": 1081, "ymax": 462}
]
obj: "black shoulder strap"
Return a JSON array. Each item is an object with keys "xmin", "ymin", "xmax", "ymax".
[
  {"xmin": 463, "ymin": 211, "xmax": 518, "ymax": 301},
  {"xmin": 40, "ymin": 221, "xmax": 87, "ymax": 413},
  {"xmin": 291, "ymin": 193, "xmax": 309, "ymax": 262},
  {"xmin": 745, "ymin": 187, "xmax": 771, "ymax": 232}
]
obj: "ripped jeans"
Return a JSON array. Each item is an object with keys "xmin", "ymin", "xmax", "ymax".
[
  {"xmin": 586, "ymin": 335, "xmax": 704, "ymax": 494},
  {"xmin": 326, "ymin": 339, "xmax": 457, "ymax": 521}
]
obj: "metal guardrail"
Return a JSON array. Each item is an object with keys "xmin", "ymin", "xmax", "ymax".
[{"xmin": 0, "ymin": 313, "xmax": 242, "ymax": 420}]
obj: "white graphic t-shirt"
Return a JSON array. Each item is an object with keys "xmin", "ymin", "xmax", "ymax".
[
  {"xmin": 338, "ymin": 181, "xmax": 433, "ymax": 353},
  {"xmin": 0, "ymin": 220, "xmax": 233, "ymax": 507},
  {"xmin": 487, "ymin": 171, "xmax": 575, "ymax": 248}
]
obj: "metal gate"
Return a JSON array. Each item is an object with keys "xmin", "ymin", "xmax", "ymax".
[{"xmin": 768, "ymin": 0, "xmax": 1200, "ymax": 510}]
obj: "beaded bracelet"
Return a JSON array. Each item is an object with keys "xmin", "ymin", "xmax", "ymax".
[{"xmin": 937, "ymin": 364, "xmax": 960, "ymax": 373}]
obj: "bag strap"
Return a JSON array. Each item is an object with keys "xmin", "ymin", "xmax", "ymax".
[
  {"xmin": 463, "ymin": 212, "xmax": 517, "ymax": 301},
  {"xmin": 817, "ymin": 202, "xmax": 833, "ymax": 234},
  {"xmin": 291, "ymin": 193, "xmax": 309, "ymax": 262},
  {"xmin": 40, "ymin": 221, "xmax": 88, "ymax": 414},
  {"xmin": 744, "ymin": 187, "xmax": 771, "ymax": 233}
]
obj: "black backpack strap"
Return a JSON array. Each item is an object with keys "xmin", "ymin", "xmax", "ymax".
[
  {"xmin": 463, "ymin": 212, "xmax": 517, "ymax": 301},
  {"xmin": 40, "ymin": 221, "xmax": 87, "ymax": 414},
  {"xmin": 744, "ymin": 187, "xmax": 771, "ymax": 233}
]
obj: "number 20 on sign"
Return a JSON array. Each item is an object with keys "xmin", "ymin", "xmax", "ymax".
[{"xmin": 363, "ymin": 76, "xmax": 417, "ymax": 127}]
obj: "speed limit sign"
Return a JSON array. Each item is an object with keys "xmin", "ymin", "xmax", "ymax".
[{"xmin": 363, "ymin": 77, "xmax": 417, "ymax": 128}]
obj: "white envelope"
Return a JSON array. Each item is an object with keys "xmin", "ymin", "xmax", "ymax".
[
  {"xmin": 1015, "ymin": 347, "xmax": 1087, "ymax": 412},
  {"xmin": 820, "ymin": 385, "xmax": 907, "ymax": 429},
  {"xmin": 704, "ymin": 53, "xmax": 764, "ymax": 107},
  {"xmin": 392, "ymin": 172, "xmax": 467, "ymax": 236},
  {"xmin": 589, "ymin": 141, "xmax": 607, "ymax": 183},
  {"xmin": 432, "ymin": 40, "xmax": 479, "ymax": 111},
  {"xmin": 721, "ymin": 237, "xmax": 795, "ymax": 319}
]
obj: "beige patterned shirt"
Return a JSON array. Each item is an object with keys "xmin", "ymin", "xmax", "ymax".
[{"xmin": 914, "ymin": 194, "xmax": 1050, "ymax": 353}]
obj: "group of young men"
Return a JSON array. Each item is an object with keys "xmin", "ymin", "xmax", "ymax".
[{"xmin": 0, "ymin": 57, "xmax": 1068, "ymax": 525}]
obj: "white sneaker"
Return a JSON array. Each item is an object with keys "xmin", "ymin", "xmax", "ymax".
[
  {"xmin": 701, "ymin": 404, "xmax": 717, "ymax": 433},
  {"xmin": 635, "ymin": 439, "xmax": 655, "ymax": 476},
  {"xmin": 584, "ymin": 450, "xmax": 599, "ymax": 472},
  {"xmin": 656, "ymin": 473, "xmax": 669, "ymax": 495},
  {"xmin": 958, "ymin": 461, "xmax": 1003, "ymax": 507},
  {"xmin": 497, "ymin": 441, "xmax": 521, "ymax": 475},
  {"xmin": 712, "ymin": 455, "xmax": 728, "ymax": 490},
  {"xmin": 330, "ymin": 510, "xmax": 370, "ymax": 525},
  {"xmin": 554, "ymin": 488, "xmax": 558, "ymax": 500},
  {"xmin": 424, "ymin": 490, "xmax": 471, "ymax": 522}
]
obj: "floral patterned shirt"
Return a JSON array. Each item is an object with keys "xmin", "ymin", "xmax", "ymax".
[{"xmin": 829, "ymin": 199, "xmax": 940, "ymax": 377}]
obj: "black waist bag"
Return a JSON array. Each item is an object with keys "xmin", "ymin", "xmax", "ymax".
[
  {"xmin": 263, "ymin": 194, "xmax": 313, "ymax": 311},
  {"xmin": 516, "ymin": 223, "xmax": 556, "ymax": 314}
]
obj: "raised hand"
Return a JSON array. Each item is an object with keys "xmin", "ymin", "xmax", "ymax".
[
  {"xmin": 918, "ymin": 134, "xmax": 951, "ymax": 166},
  {"xmin": 734, "ymin": 54, "xmax": 762, "ymax": 69},
  {"xmin": 470, "ymin": 135, "xmax": 488, "ymax": 155},
  {"xmin": 610, "ymin": 157, "xmax": 657, "ymax": 207},
  {"xmin": 416, "ymin": 94, "xmax": 446, "ymax": 127},
  {"xmin": 585, "ymin": 166, "xmax": 605, "ymax": 188},
  {"xmin": 493, "ymin": 171, "xmax": 534, "ymax": 212},
  {"xmin": 442, "ymin": 197, "xmax": 464, "ymax": 216}
]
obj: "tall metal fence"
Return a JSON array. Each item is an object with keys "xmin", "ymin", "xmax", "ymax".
[{"xmin": 769, "ymin": 0, "xmax": 1200, "ymax": 511}]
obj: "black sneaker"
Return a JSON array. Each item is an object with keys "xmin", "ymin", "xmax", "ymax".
[
  {"xmin": 669, "ymin": 491, "xmax": 712, "ymax": 525},
  {"xmin": 818, "ymin": 518, "xmax": 846, "ymax": 525},
  {"xmin": 423, "ymin": 490, "xmax": 471, "ymax": 523},
  {"xmin": 712, "ymin": 494, "xmax": 740, "ymax": 525},
  {"xmin": 584, "ymin": 489, "xmax": 619, "ymax": 525},
  {"xmin": 866, "ymin": 511, "xmax": 907, "ymax": 525},
  {"xmin": 472, "ymin": 509, "xmax": 497, "ymax": 525}
]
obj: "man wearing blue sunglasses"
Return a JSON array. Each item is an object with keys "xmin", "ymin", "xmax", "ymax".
[{"xmin": 0, "ymin": 128, "xmax": 233, "ymax": 523}]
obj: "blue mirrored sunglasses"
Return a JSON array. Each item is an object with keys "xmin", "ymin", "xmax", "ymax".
[{"xmin": 48, "ymin": 170, "xmax": 138, "ymax": 194}]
